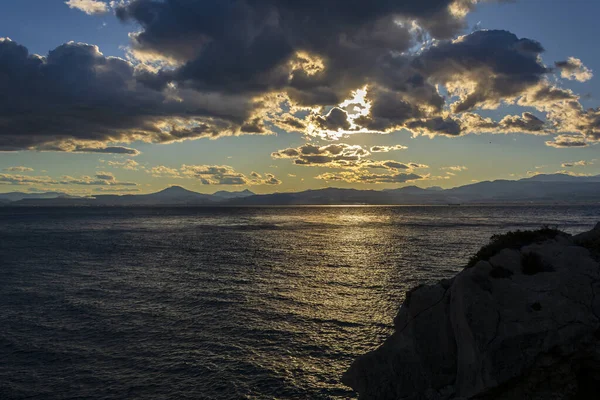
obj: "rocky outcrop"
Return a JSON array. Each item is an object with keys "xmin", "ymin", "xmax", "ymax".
[{"xmin": 343, "ymin": 224, "xmax": 600, "ymax": 399}]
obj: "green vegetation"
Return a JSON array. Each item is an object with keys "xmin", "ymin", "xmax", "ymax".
[{"xmin": 467, "ymin": 226, "xmax": 563, "ymax": 269}]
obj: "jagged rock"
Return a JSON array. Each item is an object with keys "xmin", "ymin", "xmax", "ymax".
[{"xmin": 343, "ymin": 225, "xmax": 600, "ymax": 399}]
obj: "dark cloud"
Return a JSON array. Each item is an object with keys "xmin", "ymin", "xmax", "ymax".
[
  {"xmin": 273, "ymin": 115, "xmax": 306, "ymax": 132},
  {"xmin": 356, "ymin": 87, "xmax": 427, "ymax": 132},
  {"xmin": 378, "ymin": 161, "xmax": 410, "ymax": 170},
  {"xmin": 114, "ymin": 0, "xmax": 525, "ymax": 127},
  {"xmin": 75, "ymin": 146, "xmax": 141, "ymax": 155},
  {"xmin": 313, "ymin": 108, "xmax": 351, "ymax": 131},
  {"xmin": 4, "ymin": 1, "xmax": 596, "ymax": 155},
  {"xmin": 95, "ymin": 172, "xmax": 116, "ymax": 182},
  {"xmin": 403, "ymin": 111, "xmax": 549, "ymax": 137},
  {"xmin": 241, "ymin": 117, "xmax": 269, "ymax": 134},
  {"xmin": 305, "ymin": 30, "xmax": 562, "ymax": 137},
  {"xmin": 499, "ymin": 112, "xmax": 546, "ymax": 133},
  {"xmin": 0, "ymin": 38, "xmax": 256, "ymax": 152},
  {"xmin": 363, "ymin": 160, "xmax": 428, "ymax": 170},
  {"xmin": 415, "ymin": 30, "xmax": 549, "ymax": 113},
  {"xmin": 406, "ymin": 116, "xmax": 462, "ymax": 136},
  {"xmin": 370, "ymin": 145, "xmax": 407, "ymax": 152},
  {"xmin": 115, "ymin": 0, "xmax": 476, "ymax": 98}
]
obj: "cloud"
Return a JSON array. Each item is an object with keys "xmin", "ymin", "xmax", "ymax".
[
  {"xmin": 0, "ymin": 174, "xmax": 58, "ymax": 185},
  {"xmin": 60, "ymin": 173, "xmax": 138, "ymax": 186},
  {"xmin": 65, "ymin": 0, "xmax": 109, "ymax": 15},
  {"xmin": 3, "ymin": 166, "xmax": 34, "ymax": 172},
  {"xmin": 0, "ymin": 38, "xmax": 259, "ymax": 152},
  {"xmin": 72, "ymin": 146, "xmax": 141, "ymax": 155},
  {"xmin": 553, "ymin": 170, "xmax": 595, "ymax": 177},
  {"xmin": 272, "ymin": 143, "xmax": 428, "ymax": 178},
  {"xmin": 406, "ymin": 116, "xmax": 462, "ymax": 136},
  {"xmin": 498, "ymin": 112, "xmax": 546, "ymax": 133},
  {"xmin": 104, "ymin": 159, "xmax": 140, "ymax": 170},
  {"xmin": 18, "ymin": 139, "xmax": 141, "ymax": 155},
  {"xmin": 561, "ymin": 160, "xmax": 593, "ymax": 168},
  {"xmin": 181, "ymin": 165, "xmax": 281, "ymax": 185},
  {"xmin": 272, "ymin": 142, "xmax": 428, "ymax": 184},
  {"xmin": 312, "ymin": 108, "xmax": 352, "ymax": 131},
  {"xmin": 555, "ymin": 57, "xmax": 593, "ymax": 82},
  {"xmin": 354, "ymin": 87, "xmax": 430, "ymax": 133},
  {"xmin": 442, "ymin": 165, "xmax": 468, "ymax": 171},
  {"xmin": 115, "ymin": 0, "xmax": 481, "ymax": 98},
  {"xmin": 0, "ymin": 170, "xmax": 137, "ymax": 186},
  {"xmin": 262, "ymin": 173, "xmax": 282, "ymax": 185},
  {"xmin": 272, "ymin": 115, "xmax": 306, "ymax": 132},
  {"xmin": 272, "ymin": 143, "xmax": 371, "ymax": 168},
  {"xmin": 95, "ymin": 172, "xmax": 115, "ymax": 181},
  {"xmin": 545, "ymin": 135, "xmax": 589, "ymax": 148},
  {"xmin": 408, "ymin": 111, "xmax": 550, "ymax": 137},
  {"xmin": 370, "ymin": 145, "xmax": 408, "ymax": 153},
  {"xmin": 4, "ymin": 1, "xmax": 599, "ymax": 156},
  {"xmin": 316, "ymin": 170, "xmax": 423, "ymax": 184},
  {"xmin": 417, "ymin": 30, "xmax": 549, "ymax": 113},
  {"xmin": 363, "ymin": 161, "xmax": 429, "ymax": 171},
  {"xmin": 573, "ymin": 108, "xmax": 600, "ymax": 142},
  {"xmin": 112, "ymin": 1, "xmax": 574, "ymax": 140},
  {"xmin": 147, "ymin": 165, "xmax": 181, "ymax": 178}
]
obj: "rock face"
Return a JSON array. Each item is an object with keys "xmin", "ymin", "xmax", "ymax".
[{"xmin": 343, "ymin": 224, "xmax": 600, "ymax": 399}]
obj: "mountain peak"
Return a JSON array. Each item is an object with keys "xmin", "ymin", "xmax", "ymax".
[
  {"xmin": 150, "ymin": 186, "xmax": 207, "ymax": 199},
  {"xmin": 158, "ymin": 185, "xmax": 194, "ymax": 194}
]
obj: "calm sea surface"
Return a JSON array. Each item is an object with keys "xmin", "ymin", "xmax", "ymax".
[{"xmin": 1, "ymin": 205, "xmax": 599, "ymax": 399}]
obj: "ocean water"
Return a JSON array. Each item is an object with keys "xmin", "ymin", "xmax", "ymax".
[{"xmin": 1, "ymin": 205, "xmax": 599, "ymax": 399}]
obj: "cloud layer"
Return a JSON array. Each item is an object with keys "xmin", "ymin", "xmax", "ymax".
[
  {"xmin": 272, "ymin": 143, "xmax": 427, "ymax": 184},
  {"xmin": 0, "ymin": 38, "xmax": 257, "ymax": 152},
  {"xmin": 181, "ymin": 165, "xmax": 281, "ymax": 185},
  {"xmin": 2, "ymin": 0, "xmax": 598, "ymax": 163},
  {"xmin": 0, "ymin": 171, "xmax": 136, "ymax": 186}
]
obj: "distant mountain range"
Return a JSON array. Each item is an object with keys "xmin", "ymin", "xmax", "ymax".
[{"xmin": 2, "ymin": 174, "xmax": 600, "ymax": 206}]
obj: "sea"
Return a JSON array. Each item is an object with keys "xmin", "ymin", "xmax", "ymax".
[{"xmin": 1, "ymin": 205, "xmax": 599, "ymax": 399}]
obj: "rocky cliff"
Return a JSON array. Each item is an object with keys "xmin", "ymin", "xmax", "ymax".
[{"xmin": 343, "ymin": 224, "xmax": 600, "ymax": 399}]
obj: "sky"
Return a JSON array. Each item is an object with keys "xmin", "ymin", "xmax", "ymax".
[{"xmin": 1, "ymin": 0, "xmax": 599, "ymax": 195}]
